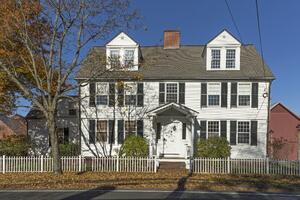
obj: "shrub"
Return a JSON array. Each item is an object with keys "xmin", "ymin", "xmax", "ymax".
[
  {"xmin": 195, "ymin": 137, "xmax": 231, "ymax": 158},
  {"xmin": 0, "ymin": 135, "xmax": 30, "ymax": 156},
  {"xmin": 119, "ymin": 135, "xmax": 149, "ymax": 157},
  {"xmin": 59, "ymin": 143, "xmax": 80, "ymax": 156}
]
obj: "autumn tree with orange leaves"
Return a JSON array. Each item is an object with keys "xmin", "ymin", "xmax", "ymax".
[{"xmin": 0, "ymin": 0, "xmax": 139, "ymax": 174}]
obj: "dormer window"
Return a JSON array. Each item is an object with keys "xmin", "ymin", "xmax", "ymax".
[
  {"xmin": 206, "ymin": 30, "xmax": 241, "ymax": 70},
  {"xmin": 124, "ymin": 49, "xmax": 134, "ymax": 67},
  {"xmin": 110, "ymin": 50, "xmax": 120, "ymax": 68},
  {"xmin": 106, "ymin": 32, "xmax": 139, "ymax": 71},
  {"xmin": 211, "ymin": 49, "xmax": 221, "ymax": 69},
  {"xmin": 226, "ymin": 49, "xmax": 236, "ymax": 68}
]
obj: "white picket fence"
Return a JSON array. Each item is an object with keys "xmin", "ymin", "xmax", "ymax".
[
  {"xmin": 192, "ymin": 158, "xmax": 300, "ymax": 176},
  {"xmin": 0, "ymin": 155, "xmax": 156, "ymax": 173}
]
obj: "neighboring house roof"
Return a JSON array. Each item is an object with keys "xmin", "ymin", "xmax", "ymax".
[
  {"xmin": 25, "ymin": 109, "xmax": 44, "ymax": 119},
  {"xmin": 270, "ymin": 102, "xmax": 300, "ymax": 121},
  {"xmin": 0, "ymin": 114, "xmax": 27, "ymax": 136},
  {"xmin": 76, "ymin": 45, "xmax": 275, "ymax": 80}
]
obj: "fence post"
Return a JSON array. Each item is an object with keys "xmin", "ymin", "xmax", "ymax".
[
  {"xmin": 266, "ymin": 157, "xmax": 270, "ymax": 174},
  {"xmin": 79, "ymin": 155, "xmax": 82, "ymax": 172},
  {"xmin": 154, "ymin": 156, "xmax": 157, "ymax": 173},
  {"xmin": 40, "ymin": 155, "xmax": 44, "ymax": 173},
  {"xmin": 2, "ymin": 155, "xmax": 5, "ymax": 174},
  {"xmin": 227, "ymin": 157, "xmax": 230, "ymax": 174},
  {"xmin": 116, "ymin": 155, "xmax": 119, "ymax": 172}
]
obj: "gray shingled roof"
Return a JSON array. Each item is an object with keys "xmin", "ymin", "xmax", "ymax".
[{"xmin": 76, "ymin": 45, "xmax": 275, "ymax": 80}]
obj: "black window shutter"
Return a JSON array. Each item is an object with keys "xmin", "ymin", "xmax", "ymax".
[
  {"xmin": 221, "ymin": 82, "xmax": 228, "ymax": 108},
  {"xmin": 159, "ymin": 83, "xmax": 165, "ymax": 104},
  {"xmin": 230, "ymin": 121, "xmax": 237, "ymax": 145},
  {"xmin": 251, "ymin": 83, "xmax": 259, "ymax": 108},
  {"xmin": 156, "ymin": 123, "xmax": 161, "ymax": 142},
  {"xmin": 182, "ymin": 122, "xmax": 186, "ymax": 139},
  {"xmin": 89, "ymin": 120, "xmax": 95, "ymax": 144},
  {"xmin": 200, "ymin": 120, "xmax": 207, "ymax": 139},
  {"xmin": 137, "ymin": 120, "xmax": 144, "ymax": 137},
  {"xmin": 231, "ymin": 82, "xmax": 237, "ymax": 107},
  {"xmin": 89, "ymin": 82, "xmax": 96, "ymax": 107},
  {"xmin": 179, "ymin": 83, "xmax": 185, "ymax": 104},
  {"xmin": 117, "ymin": 120, "xmax": 124, "ymax": 144},
  {"xmin": 108, "ymin": 120, "xmax": 115, "ymax": 144},
  {"xmin": 251, "ymin": 120, "xmax": 258, "ymax": 146},
  {"xmin": 201, "ymin": 83, "xmax": 207, "ymax": 107},
  {"xmin": 109, "ymin": 83, "xmax": 115, "ymax": 107},
  {"xmin": 220, "ymin": 121, "xmax": 227, "ymax": 138},
  {"xmin": 117, "ymin": 84, "xmax": 124, "ymax": 107},
  {"xmin": 137, "ymin": 83, "xmax": 144, "ymax": 106}
]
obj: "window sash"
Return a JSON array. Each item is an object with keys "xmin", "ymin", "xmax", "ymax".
[
  {"xmin": 125, "ymin": 121, "xmax": 136, "ymax": 137},
  {"xmin": 238, "ymin": 83, "xmax": 251, "ymax": 106},
  {"xmin": 207, "ymin": 121, "xmax": 220, "ymax": 138},
  {"xmin": 238, "ymin": 95, "xmax": 250, "ymax": 106},
  {"xmin": 166, "ymin": 83, "xmax": 178, "ymax": 103},
  {"xmin": 124, "ymin": 50, "xmax": 134, "ymax": 67},
  {"xmin": 125, "ymin": 95, "xmax": 137, "ymax": 105},
  {"xmin": 96, "ymin": 95, "xmax": 108, "ymax": 105},
  {"xmin": 208, "ymin": 95, "xmax": 220, "ymax": 106},
  {"xmin": 237, "ymin": 121, "xmax": 250, "ymax": 144},
  {"xmin": 211, "ymin": 49, "xmax": 221, "ymax": 68},
  {"xmin": 97, "ymin": 120, "xmax": 108, "ymax": 142},
  {"xmin": 226, "ymin": 49, "xmax": 236, "ymax": 68}
]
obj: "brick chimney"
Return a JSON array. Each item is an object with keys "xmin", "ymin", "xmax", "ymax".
[{"xmin": 164, "ymin": 30, "xmax": 180, "ymax": 49}]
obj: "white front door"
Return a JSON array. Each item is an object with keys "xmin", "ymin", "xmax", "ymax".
[{"xmin": 162, "ymin": 120, "xmax": 185, "ymax": 157}]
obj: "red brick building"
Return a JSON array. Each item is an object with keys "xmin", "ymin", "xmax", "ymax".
[{"xmin": 268, "ymin": 103, "xmax": 300, "ymax": 160}]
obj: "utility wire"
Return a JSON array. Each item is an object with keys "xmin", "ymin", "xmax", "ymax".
[
  {"xmin": 255, "ymin": 0, "xmax": 266, "ymax": 77},
  {"xmin": 224, "ymin": 0, "xmax": 243, "ymax": 43}
]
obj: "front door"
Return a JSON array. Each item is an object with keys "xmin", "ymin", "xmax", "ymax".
[{"xmin": 162, "ymin": 120, "xmax": 184, "ymax": 157}]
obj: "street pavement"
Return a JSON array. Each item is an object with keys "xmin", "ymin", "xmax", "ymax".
[{"xmin": 0, "ymin": 190, "xmax": 300, "ymax": 200}]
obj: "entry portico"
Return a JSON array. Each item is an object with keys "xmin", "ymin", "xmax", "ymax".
[{"xmin": 147, "ymin": 102, "xmax": 198, "ymax": 159}]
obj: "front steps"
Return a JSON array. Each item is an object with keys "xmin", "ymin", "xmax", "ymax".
[{"xmin": 159, "ymin": 161, "xmax": 186, "ymax": 170}]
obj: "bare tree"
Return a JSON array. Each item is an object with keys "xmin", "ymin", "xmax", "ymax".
[{"xmin": 0, "ymin": 0, "xmax": 139, "ymax": 174}]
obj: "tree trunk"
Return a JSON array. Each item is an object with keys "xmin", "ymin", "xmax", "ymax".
[{"xmin": 48, "ymin": 112, "xmax": 62, "ymax": 174}]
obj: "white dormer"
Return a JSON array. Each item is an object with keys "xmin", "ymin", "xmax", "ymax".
[
  {"xmin": 206, "ymin": 30, "xmax": 241, "ymax": 71},
  {"xmin": 106, "ymin": 32, "xmax": 139, "ymax": 71}
]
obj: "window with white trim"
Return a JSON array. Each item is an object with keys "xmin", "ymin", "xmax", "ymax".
[
  {"xmin": 110, "ymin": 49, "xmax": 120, "ymax": 68},
  {"xmin": 237, "ymin": 121, "xmax": 250, "ymax": 144},
  {"xmin": 96, "ymin": 83, "xmax": 108, "ymax": 105},
  {"xmin": 226, "ymin": 49, "xmax": 236, "ymax": 68},
  {"xmin": 124, "ymin": 49, "xmax": 134, "ymax": 67},
  {"xmin": 208, "ymin": 82, "xmax": 221, "ymax": 106},
  {"xmin": 166, "ymin": 83, "xmax": 178, "ymax": 103},
  {"xmin": 97, "ymin": 120, "xmax": 107, "ymax": 142},
  {"xmin": 211, "ymin": 49, "xmax": 221, "ymax": 69},
  {"xmin": 207, "ymin": 121, "xmax": 220, "ymax": 138},
  {"xmin": 125, "ymin": 120, "xmax": 136, "ymax": 137},
  {"xmin": 125, "ymin": 83, "xmax": 137, "ymax": 105},
  {"xmin": 238, "ymin": 83, "xmax": 251, "ymax": 106}
]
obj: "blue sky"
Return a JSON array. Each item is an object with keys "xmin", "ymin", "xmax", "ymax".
[{"xmin": 17, "ymin": 0, "xmax": 300, "ymax": 116}]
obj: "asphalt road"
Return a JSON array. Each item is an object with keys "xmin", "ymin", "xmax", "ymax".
[{"xmin": 0, "ymin": 190, "xmax": 300, "ymax": 200}]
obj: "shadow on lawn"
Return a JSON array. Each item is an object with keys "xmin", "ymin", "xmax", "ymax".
[
  {"xmin": 165, "ymin": 172, "xmax": 192, "ymax": 199},
  {"xmin": 61, "ymin": 185, "xmax": 115, "ymax": 200}
]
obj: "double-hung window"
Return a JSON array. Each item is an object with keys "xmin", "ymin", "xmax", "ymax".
[
  {"xmin": 166, "ymin": 83, "xmax": 178, "ymax": 103},
  {"xmin": 237, "ymin": 121, "xmax": 250, "ymax": 144},
  {"xmin": 125, "ymin": 120, "xmax": 136, "ymax": 137},
  {"xmin": 208, "ymin": 82, "xmax": 221, "ymax": 106},
  {"xmin": 97, "ymin": 120, "xmax": 107, "ymax": 142},
  {"xmin": 226, "ymin": 49, "xmax": 236, "ymax": 68},
  {"xmin": 124, "ymin": 49, "xmax": 134, "ymax": 67},
  {"xmin": 96, "ymin": 83, "xmax": 108, "ymax": 105},
  {"xmin": 125, "ymin": 83, "xmax": 137, "ymax": 105},
  {"xmin": 238, "ymin": 83, "xmax": 251, "ymax": 106},
  {"xmin": 110, "ymin": 50, "xmax": 120, "ymax": 68},
  {"xmin": 207, "ymin": 121, "xmax": 220, "ymax": 138},
  {"xmin": 211, "ymin": 49, "xmax": 221, "ymax": 69}
]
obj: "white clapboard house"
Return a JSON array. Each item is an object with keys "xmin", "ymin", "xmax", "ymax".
[{"xmin": 76, "ymin": 30, "xmax": 274, "ymax": 159}]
